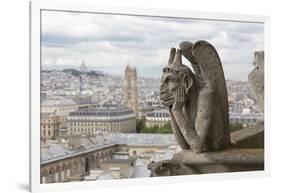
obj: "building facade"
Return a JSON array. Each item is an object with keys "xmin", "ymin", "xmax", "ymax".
[
  {"xmin": 123, "ymin": 65, "xmax": 139, "ymax": 117},
  {"xmin": 138, "ymin": 103, "xmax": 154, "ymax": 120},
  {"xmin": 41, "ymin": 98, "xmax": 79, "ymax": 116},
  {"xmin": 145, "ymin": 109, "xmax": 171, "ymax": 128},
  {"xmin": 41, "ymin": 98, "xmax": 79, "ymax": 139},
  {"xmin": 41, "ymin": 113, "xmax": 61, "ymax": 140},
  {"xmin": 41, "ymin": 134, "xmax": 178, "ymax": 183},
  {"xmin": 66, "ymin": 105, "xmax": 136, "ymax": 135},
  {"xmin": 41, "ymin": 144, "xmax": 116, "ymax": 183}
]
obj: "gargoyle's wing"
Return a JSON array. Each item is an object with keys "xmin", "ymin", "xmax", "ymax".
[
  {"xmin": 192, "ymin": 40, "xmax": 230, "ymax": 149},
  {"xmin": 192, "ymin": 40, "xmax": 225, "ymax": 85}
]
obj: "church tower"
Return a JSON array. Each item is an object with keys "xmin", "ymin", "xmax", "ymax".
[{"xmin": 123, "ymin": 64, "xmax": 139, "ymax": 116}]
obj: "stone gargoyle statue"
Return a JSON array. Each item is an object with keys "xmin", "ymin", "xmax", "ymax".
[
  {"xmin": 248, "ymin": 51, "xmax": 264, "ymax": 112},
  {"xmin": 160, "ymin": 40, "xmax": 230, "ymax": 153}
]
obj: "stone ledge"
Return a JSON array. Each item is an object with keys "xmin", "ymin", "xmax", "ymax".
[
  {"xmin": 148, "ymin": 148, "xmax": 264, "ymax": 177},
  {"xmin": 173, "ymin": 148, "xmax": 264, "ymax": 165},
  {"xmin": 231, "ymin": 122, "xmax": 264, "ymax": 148}
]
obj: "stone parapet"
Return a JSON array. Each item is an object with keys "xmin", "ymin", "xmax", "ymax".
[
  {"xmin": 231, "ymin": 122, "xmax": 264, "ymax": 148},
  {"xmin": 148, "ymin": 148, "xmax": 264, "ymax": 177}
]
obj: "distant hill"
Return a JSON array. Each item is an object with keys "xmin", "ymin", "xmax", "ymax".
[
  {"xmin": 62, "ymin": 68, "xmax": 81, "ymax": 76},
  {"xmin": 57, "ymin": 68, "xmax": 104, "ymax": 76},
  {"xmin": 61, "ymin": 68, "xmax": 105, "ymax": 77},
  {"xmin": 42, "ymin": 68, "xmax": 105, "ymax": 78}
]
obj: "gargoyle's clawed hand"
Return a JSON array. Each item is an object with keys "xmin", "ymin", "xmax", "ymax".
[{"xmin": 171, "ymin": 84, "xmax": 185, "ymax": 111}]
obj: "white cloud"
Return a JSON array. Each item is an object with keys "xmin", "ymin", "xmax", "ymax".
[{"xmin": 41, "ymin": 10, "xmax": 264, "ymax": 80}]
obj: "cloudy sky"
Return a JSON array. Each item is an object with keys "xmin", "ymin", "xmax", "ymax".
[{"xmin": 41, "ymin": 10, "xmax": 264, "ymax": 81}]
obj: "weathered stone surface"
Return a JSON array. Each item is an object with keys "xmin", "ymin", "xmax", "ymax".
[
  {"xmin": 173, "ymin": 148, "xmax": 264, "ymax": 165},
  {"xmin": 148, "ymin": 148, "xmax": 264, "ymax": 177},
  {"xmin": 148, "ymin": 160, "xmax": 199, "ymax": 177},
  {"xmin": 231, "ymin": 121, "xmax": 264, "ymax": 148},
  {"xmin": 248, "ymin": 51, "xmax": 264, "ymax": 112},
  {"xmin": 160, "ymin": 40, "xmax": 230, "ymax": 153},
  {"xmin": 151, "ymin": 41, "xmax": 265, "ymax": 178}
]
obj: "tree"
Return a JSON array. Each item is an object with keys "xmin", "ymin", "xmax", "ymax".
[
  {"xmin": 137, "ymin": 120, "xmax": 173, "ymax": 134},
  {"xmin": 229, "ymin": 122, "xmax": 243, "ymax": 133},
  {"xmin": 136, "ymin": 119, "xmax": 145, "ymax": 133},
  {"xmin": 159, "ymin": 122, "xmax": 173, "ymax": 133}
]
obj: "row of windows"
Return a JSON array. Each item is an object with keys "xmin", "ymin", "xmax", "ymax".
[
  {"xmin": 68, "ymin": 128, "xmax": 119, "ymax": 135},
  {"xmin": 70, "ymin": 127, "xmax": 119, "ymax": 131},
  {"xmin": 68, "ymin": 117, "xmax": 134, "ymax": 122},
  {"xmin": 42, "ymin": 130, "xmax": 52, "ymax": 136},
  {"xmin": 148, "ymin": 113, "xmax": 170, "ymax": 118},
  {"xmin": 70, "ymin": 128, "xmax": 119, "ymax": 132},
  {"xmin": 42, "ymin": 125, "xmax": 58, "ymax": 129},
  {"xmin": 69, "ymin": 122, "xmax": 119, "ymax": 126},
  {"xmin": 41, "ymin": 119, "xmax": 59, "ymax": 123},
  {"xmin": 69, "ymin": 121, "xmax": 134, "ymax": 128},
  {"xmin": 69, "ymin": 111, "xmax": 133, "ymax": 117},
  {"xmin": 55, "ymin": 106, "xmax": 77, "ymax": 111},
  {"xmin": 146, "ymin": 118, "xmax": 171, "ymax": 122}
]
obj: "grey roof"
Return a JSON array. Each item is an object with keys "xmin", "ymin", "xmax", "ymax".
[
  {"xmin": 41, "ymin": 112, "xmax": 57, "ymax": 118},
  {"xmin": 109, "ymin": 133, "xmax": 176, "ymax": 146},
  {"xmin": 42, "ymin": 143, "xmax": 116, "ymax": 164},
  {"xmin": 69, "ymin": 105, "xmax": 134, "ymax": 117},
  {"xmin": 41, "ymin": 134, "xmax": 176, "ymax": 164},
  {"xmin": 41, "ymin": 144, "xmax": 73, "ymax": 163},
  {"xmin": 42, "ymin": 98, "xmax": 77, "ymax": 106},
  {"xmin": 41, "ymin": 136, "xmax": 114, "ymax": 164},
  {"xmin": 71, "ymin": 96, "xmax": 92, "ymax": 105},
  {"xmin": 138, "ymin": 102, "xmax": 154, "ymax": 110}
]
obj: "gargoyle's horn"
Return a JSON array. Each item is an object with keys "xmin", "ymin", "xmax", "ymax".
[
  {"xmin": 168, "ymin": 48, "xmax": 176, "ymax": 65},
  {"xmin": 172, "ymin": 49, "xmax": 183, "ymax": 65}
]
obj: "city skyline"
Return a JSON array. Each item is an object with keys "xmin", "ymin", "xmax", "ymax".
[{"xmin": 42, "ymin": 10, "xmax": 264, "ymax": 80}]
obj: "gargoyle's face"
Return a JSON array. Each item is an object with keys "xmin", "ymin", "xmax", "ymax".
[{"xmin": 160, "ymin": 72, "xmax": 178, "ymax": 107}]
